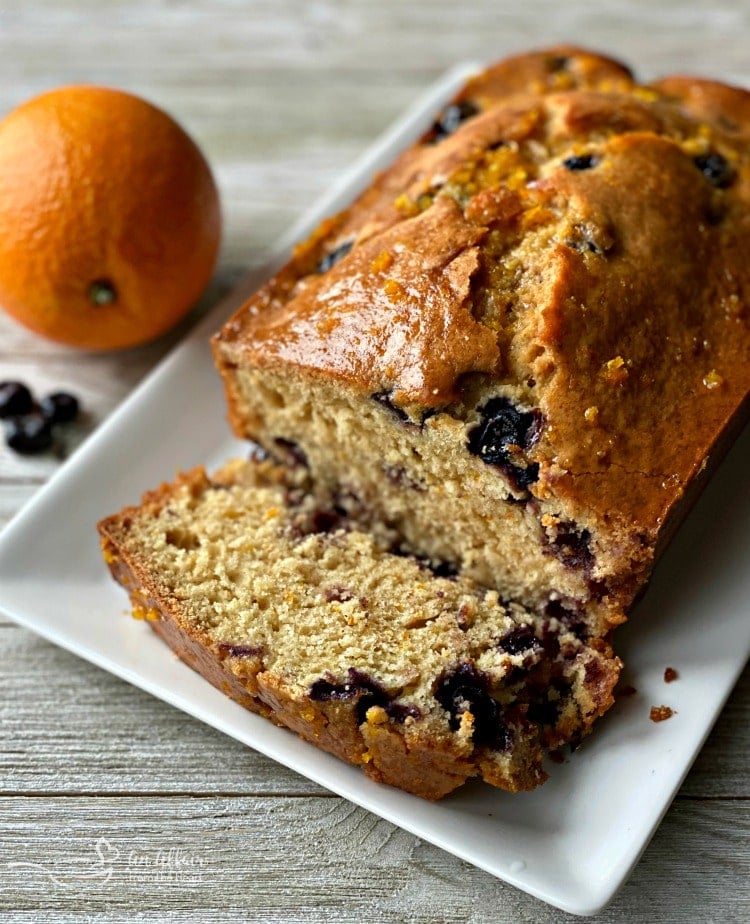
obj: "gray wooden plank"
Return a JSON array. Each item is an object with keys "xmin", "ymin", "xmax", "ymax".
[
  {"xmin": 1, "ymin": 0, "xmax": 748, "ymax": 83},
  {"xmin": 0, "ymin": 624, "xmax": 325, "ymax": 797},
  {"xmin": 0, "ymin": 795, "xmax": 746, "ymax": 922}
]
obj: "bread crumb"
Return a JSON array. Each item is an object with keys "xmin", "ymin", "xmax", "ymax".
[
  {"xmin": 650, "ymin": 705, "xmax": 675, "ymax": 722},
  {"xmin": 664, "ymin": 667, "xmax": 678, "ymax": 683},
  {"xmin": 393, "ymin": 193, "xmax": 419, "ymax": 216},
  {"xmin": 703, "ymin": 369, "xmax": 724, "ymax": 390},
  {"xmin": 383, "ymin": 278, "xmax": 406, "ymax": 302},
  {"xmin": 370, "ymin": 250, "xmax": 393, "ymax": 273},
  {"xmin": 584, "ymin": 405, "xmax": 599, "ymax": 424},
  {"xmin": 601, "ymin": 356, "xmax": 629, "ymax": 385},
  {"xmin": 131, "ymin": 604, "xmax": 160, "ymax": 622},
  {"xmin": 366, "ymin": 705, "xmax": 388, "ymax": 725}
]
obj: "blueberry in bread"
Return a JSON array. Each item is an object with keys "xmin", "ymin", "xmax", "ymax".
[
  {"xmin": 98, "ymin": 458, "xmax": 619, "ymax": 799},
  {"xmin": 212, "ymin": 46, "xmax": 750, "ymax": 640}
]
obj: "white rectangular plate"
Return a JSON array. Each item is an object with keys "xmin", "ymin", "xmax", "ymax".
[{"xmin": 1, "ymin": 66, "xmax": 749, "ymax": 916}]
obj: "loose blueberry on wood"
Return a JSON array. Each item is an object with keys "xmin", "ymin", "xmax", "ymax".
[
  {"xmin": 2, "ymin": 383, "xmax": 81, "ymax": 455},
  {"xmin": 5, "ymin": 412, "xmax": 53, "ymax": 454},
  {"xmin": 40, "ymin": 391, "xmax": 79, "ymax": 425},
  {"xmin": 0, "ymin": 381, "xmax": 33, "ymax": 418}
]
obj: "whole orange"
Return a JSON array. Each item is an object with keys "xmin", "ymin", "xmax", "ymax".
[{"xmin": 0, "ymin": 85, "xmax": 221, "ymax": 350}]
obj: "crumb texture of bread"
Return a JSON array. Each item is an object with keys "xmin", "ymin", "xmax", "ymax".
[{"xmin": 98, "ymin": 458, "xmax": 620, "ymax": 800}]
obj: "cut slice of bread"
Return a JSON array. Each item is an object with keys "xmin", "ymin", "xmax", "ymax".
[{"xmin": 98, "ymin": 457, "xmax": 619, "ymax": 799}]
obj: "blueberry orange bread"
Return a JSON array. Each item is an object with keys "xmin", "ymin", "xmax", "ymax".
[
  {"xmin": 97, "ymin": 457, "xmax": 619, "ymax": 799},
  {"xmin": 212, "ymin": 46, "xmax": 750, "ymax": 640},
  {"xmin": 100, "ymin": 46, "xmax": 750, "ymax": 799}
]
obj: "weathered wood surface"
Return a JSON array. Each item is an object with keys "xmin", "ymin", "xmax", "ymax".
[{"xmin": 0, "ymin": 2, "xmax": 748, "ymax": 920}]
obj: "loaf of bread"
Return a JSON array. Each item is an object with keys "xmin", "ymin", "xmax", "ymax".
[
  {"xmin": 98, "ymin": 457, "xmax": 619, "ymax": 799},
  {"xmin": 213, "ymin": 46, "xmax": 750, "ymax": 640},
  {"xmin": 100, "ymin": 46, "xmax": 750, "ymax": 799}
]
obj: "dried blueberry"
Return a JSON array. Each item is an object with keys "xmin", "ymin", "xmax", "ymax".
[
  {"xmin": 510, "ymin": 462, "xmax": 540, "ymax": 490},
  {"xmin": 545, "ymin": 599, "xmax": 586, "ymax": 636},
  {"xmin": 546, "ymin": 523, "xmax": 595, "ymax": 573},
  {"xmin": 309, "ymin": 668, "xmax": 415, "ymax": 724},
  {"xmin": 273, "ymin": 437, "xmax": 308, "ymax": 469},
  {"xmin": 498, "ymin": 624, "xmax": 539, "ymax": 655},
  {"xmin": 547, "ymin": 55, "xmax": 570, "ymax": 72},
  {"xmin": 565, "ymin": 220, "xmax": 615, "ymax": 257},
  {"xmin": 693, "ymin": 152, "xmax": 734, "ymax": 188},
  {"xmin": 425, "ymin": 558, "xmax": 459, "ymax": 579},
  {"xmin": 218, "ymin": 644, "xmax": 263, "ymax": 658},
  {"xmin": 430, "ymin": 100, "xmax": 480, "ymax": 142},
  {"xmin": 562, "ymin": 153, "xmax": 599, "ymax": 171},
  {"xmin": 467, "ymin": 397, "xmax": 542, "ymax": 490},
  {"xmin": 0, "ymin": 381, "xmax": 33, "ymax": 419},
  {"xmin": 307, "ymin": 509, "xmax": 347, "ymax": 534},
  {"xmin": 435, "ymin": 663, "xmax": 511, "ymax": 750},
  {"xmin": 40, "ymin": 391, "xmax": 79, "ymax": 425},
  {"xmin": 316, "ymin": 239, "xmax": 354, "ymax": 274},
  {"xmin": 389, "ymin": 544, "xmax": 460, "ymax": 580},
  {"xmin": 309, "ymin": 669, "xmax": 382, "ymax": 711},
  {"xmin": 5, "ymin": 412, "xmax": 53, "ymax": 455},
  {"xmin": 372, "ymin": 390, "xmax": 410, "ymax": 422},
  {"xmin": 527, "ymin": 697, "xmax": 561, "ymax": 727},
  {"xmin": 414, "ymin": 554, "xmax": 459, "ymax": 579}
]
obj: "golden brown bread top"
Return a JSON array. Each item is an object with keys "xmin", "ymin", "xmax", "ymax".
[{"xmin": 214, "ymin": 46, "xmax": 750, "ymax": 549}]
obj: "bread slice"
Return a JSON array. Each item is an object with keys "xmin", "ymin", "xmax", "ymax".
[
  {"xmin": 212, "ymin": 47, "xmax": 750, "ymax": 639},
  {"xmin": 98, "ymin": 457, "xmax": 619, "ymax": 799}
]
